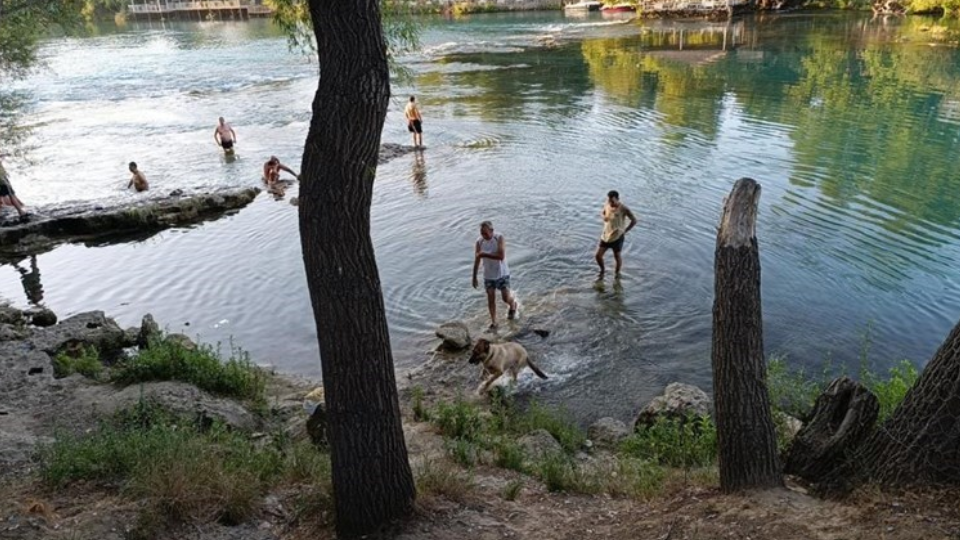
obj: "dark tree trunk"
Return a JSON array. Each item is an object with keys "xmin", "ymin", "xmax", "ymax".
[
  {"xmin": 299, "ymin": 0, "xmax": 415, "ymax": 536},
  {"xmin": 857, "ymin": 319, "xmax": 960, "ymax": 486},
  {"xmin": 711, "ymin": 178, "xmax": 783, "ymax": 492},
  {"xmin": 783, "ymin": 377, "xmax": 879, "ymax": 485}
]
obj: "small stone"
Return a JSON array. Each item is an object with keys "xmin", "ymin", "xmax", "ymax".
[
  {"xmin": 436, "ymin": 321, "xmax": 471, "ymax": 351},
  {"xmin": 27, "ymin": 308, "xmax": 57, "ymax": 328},
  {"xmin": 289, "ymin": 197, "xmax": 299, "ymax": 206},
  {"xmin": 165, "ymin": 333, "xmax": 196, "ymax": 351}
]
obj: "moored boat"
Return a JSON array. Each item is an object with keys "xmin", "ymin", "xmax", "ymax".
[
  {"xmin": 600, "ymin": 2, "xmax": 636, "ymax": 11},
  {"xmin": 564, "ymin": 0, "xmax": 603, "ymax": 11}
]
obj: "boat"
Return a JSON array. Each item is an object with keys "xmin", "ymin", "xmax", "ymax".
[
  {"xmin": 564, "ymin": 0, "xmax": 602, "ymax": 11},
  {"xmin": 600, "ymin": 2, "xmax": 636, "ymax": 11}
]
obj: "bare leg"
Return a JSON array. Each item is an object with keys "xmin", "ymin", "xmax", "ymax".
[
  {"xmin": 501, "ymin": 287, "xmax": 518, "ymax": 316},
  {"xmin": 479, "ymin": 373, "xmax": 500, "ymax": 394},
  {"xmin": 614, "ymin": 250, "xmax": 623, "ymax": 276},
  {"xmin": 486, "ymin": 288, "xmax": 497, "ymax": 327},
  {"xmin": 595, "ymin": 245, "xmax": 608, "ymax": 277}
]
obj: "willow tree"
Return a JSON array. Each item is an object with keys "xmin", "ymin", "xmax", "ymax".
[{"xmin": 297, "ymin": 0, "xmax": 416, "ymax": 536}]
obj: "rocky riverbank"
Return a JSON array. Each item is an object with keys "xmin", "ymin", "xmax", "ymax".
[{"xmin": 2, "ymin": 308, "xmax": 958, "ymax": 540}]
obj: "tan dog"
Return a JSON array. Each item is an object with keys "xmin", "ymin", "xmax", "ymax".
[{"xmin": 469, "ymin": 338, "xmax": 548, "ymax": 395}]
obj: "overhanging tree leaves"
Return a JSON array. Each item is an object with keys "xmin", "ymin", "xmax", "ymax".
[
  {"xmin": 298, "ymin": 0, "xmax": 415, "ymax": 536},
  {"xmin": 0, "ymin": 0, "xmax": 82, "ymax": 79}
]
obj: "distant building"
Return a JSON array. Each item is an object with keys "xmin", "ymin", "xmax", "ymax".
[{"xmin": 126, "ymin": 0, "xmax": 273, "ymax": 19}]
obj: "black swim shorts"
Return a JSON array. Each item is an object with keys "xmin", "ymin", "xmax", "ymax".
[
  {"xmin": 222, "ymin": 139, "xmax": 234, "ymax": 150},
  {"xmin": 408, "ymin": 119, "xmax": 423, "ymax": 134},
  {"xmin": 0, "ymin": 178, "xmax": 14, "ymax": 198},
  {"xmin": 599, "ymin": 235, "xmax": 625, "ymax": 252}
]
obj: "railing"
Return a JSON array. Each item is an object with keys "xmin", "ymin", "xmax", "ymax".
[{"xmin": 127, "ymin": 1, "xmax": 272, "ymax": 14}]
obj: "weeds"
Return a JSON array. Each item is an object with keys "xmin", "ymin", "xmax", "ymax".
[
  {"xmin": 415, "ymin": 459, "xmax": 473, "ymax": 502},
  {"xmin": 37, "ymin": 400, "xmax": 331, "ymax": 534},
  {"xmin": 863, "ymin": 360, "xmax": 919, "ymax": 422},
  {"xmin": 502, "ymin": 478, "xmax": 523, "ymax": 500},
  {"xmin": 52, "ymin": 345, "xmax": 103, "ymax": 379},
  {"xmin": 619, "ymin": 416, "xmax": 717, "ymax": 468},
  {"xmin": 112, "ymin": 338, "xmax": 266, "ymax": 404}
]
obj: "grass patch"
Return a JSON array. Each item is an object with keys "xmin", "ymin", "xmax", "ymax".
[
  {"xmin": 112, "ymin": 338, "xmax": 266, "ymax": 404},
  {"xmin": 620, "ymin": 416, "xmax": 717, "ymax": 468},
  {"xmin": 53, "ymin": 345, "xmax": 103, "ymax": 379},
  {"xmin": 502, "ymin": 478, "xmax": 523, "ymax": 501},
  {"xmin": 415, "ymin": 459, "xmax": 473, "ymax": 503},
  {"xmin": 37, "ymin": 400, "xmax": 331, "ymax": 533},
  {"xmin": 534, "ymin": 452, "xmax": 600, "ymax": 494},
  {"xmin": 602, "ymin": 458, "xmax": 668, "ymax": 500},
  {"xmin": 863, "ymin": 360, "xmax": 919, "ymax": 422}
]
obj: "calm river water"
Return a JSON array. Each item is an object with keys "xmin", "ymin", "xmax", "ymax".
[{"xmin": 2, "ymin": 12, "xmax": 960, "ymax": 423}]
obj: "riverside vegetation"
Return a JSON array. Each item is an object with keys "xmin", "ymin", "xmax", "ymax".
[{"xmin": 7, "ymin": 317, "xmax": 928, "ymax": 539}]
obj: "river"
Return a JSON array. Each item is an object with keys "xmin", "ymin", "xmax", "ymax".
[{"xmin": 2, "ymin": 11, "xmax": 960, "ymax": 423}]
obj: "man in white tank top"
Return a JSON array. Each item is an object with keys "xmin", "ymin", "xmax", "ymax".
[{"xmin": 471, "ymin": 220, "xmax": 519, "ymax": 330}]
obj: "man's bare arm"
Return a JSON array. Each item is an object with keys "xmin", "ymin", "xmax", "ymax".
[
  {"xmin": 472, "ymin": 241, "xmax": 482, "ymax": 288},
  {"xmin": 624, "ymin": 206, "xmax": 638, "ymax": 234}
]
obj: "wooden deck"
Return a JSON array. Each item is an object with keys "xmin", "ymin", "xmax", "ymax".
[{"xmin": 127, "ymin": 1, "xmax": 273, "ymax": 18}]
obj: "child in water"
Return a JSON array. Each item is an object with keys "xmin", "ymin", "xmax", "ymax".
[{"xmin": 127, "ymin": 162, "xmax": 149, "ymax": 192}]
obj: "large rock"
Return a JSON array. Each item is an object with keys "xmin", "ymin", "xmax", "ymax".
[
  {"xmin": 165, "ymin": 333, "xmax": 197, "ymax": 351},
  {"xmin": 95, "ymin": 381, "xmax": 258, "ymax": 432},
  {"xmin": 588, "ymin": 417, "xmax": 631, "ymax": 447},
  {"xmin": 0, "ymin": 305, "xmax": 24, "ymax": 325},
  {"xmin": 519, "ymin": 429, "xmax": 563, "ymax": 459},
  {"xmin": 634, "ymin": 382, "xmax": 711, "ymax": 429},
  {"xmin": 303, "ymin": 387, "xmax": 327, "ymax": 446},
  {"xmin": 436, "ymin": 321, "xmax": 471, "ymax": 351},
  {"xmin": 29, "ymin": 311, "xmax": 127, "ymax": 360},
  {"xmin": 0, "ymin": 323, "xmax": 28, "ymax": 342}
]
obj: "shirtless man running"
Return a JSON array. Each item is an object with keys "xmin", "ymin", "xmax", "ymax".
[{"xmin": 214, "ymin": 117, "xmax": 237, "ymax": 153}]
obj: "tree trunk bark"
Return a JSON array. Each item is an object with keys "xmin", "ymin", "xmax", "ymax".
[
  {"xmin": 712, "ymin": 178, "xmax": 783, "ymax": 492},
  {"xmin": 857, "ymin": 319, "xmax": 960, "ymax": 486},
  {"xmin": 783, "ymin": 376, "xmax": 878, "ymax": 485},
  {"xmin": 299, "ymin": 0, "xmax": 415, "ymax": 536}
]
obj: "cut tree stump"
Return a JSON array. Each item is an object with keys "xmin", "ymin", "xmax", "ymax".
[
  {"xmin": 783, "ymin": 376, "xmax": 879, "ymax": 484},
  {"xmin": 712, "ymin": 178, "xmax": 783, "ymax": 492}
]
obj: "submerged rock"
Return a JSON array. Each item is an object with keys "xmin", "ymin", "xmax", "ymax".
[
  {"xmin": 634, "ymin": 382, "xmax": 711, "ymax": 430},
  {"xmin": 436, "ymin": 321, "xmax": 472, "ymax": 351}
]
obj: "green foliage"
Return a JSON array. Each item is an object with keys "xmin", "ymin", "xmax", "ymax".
[
  {"xmin": 112, "ymin": 338, "xmax": 266, "ymax": 404},
  {"xmin": 445, "ymin": 438, "xmax": 479, "ymax": 468},
  {"xmin": 534, "ymin": 452, "xmax": 599, "ymax": 494},
  {"xmin": 432, "ymin": 398, "xmax": 486, "ymax": 442},
  {"xmin": 510, "ymin": 402, "xmax": 586, "ymax": 454},
  {"xmin": 414, "ymin": 459, "xmax": 474, "ymax": 502},
  {"xmin": 619, "ymin": 416, "xmax": 717, "ymax": 468},
  {"xmin": 53, "ymin": 345, "xmax": 103, "ymax": 379},
  {"xmin": 493, "ymin": 439, "xmax": 526, "ymax": 472},
  {"xmin": 767, "ymin": 355, "xmax": 829, "ymax": 419},
  {"xmin": 411, "ymin": 386, "xmax": 430, "ymax": 421},
  {"xmin": 37, "ymin": 401, "xmax": 330, "ymax": 532},
  {"xmin": 863, "ymin": 360, "xmax": 919, "ymax": 422},
  {"xmin": 603, "ymin": 458, "xmax": 668, "ymax": 499},
  {"xmin": 0, "ymin": 0, "xmax": 83, "ymax": 78}
]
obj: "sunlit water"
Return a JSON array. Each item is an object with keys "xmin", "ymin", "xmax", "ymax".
[{"xmin": 2, "ymin": 12, "xmax": 960, "ymax": 423}]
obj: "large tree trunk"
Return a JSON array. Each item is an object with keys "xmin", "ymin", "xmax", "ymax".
[
  {"xmin": 712, "ymin": 178, "xmax": 783, "ymax": 492},
  {"xmin": 857, "ymin": 319, "xmax": 960, "ymax": 486},
  {"xmin": 299, "ymin": 0, "xmax": 415, "ymax": 536}
]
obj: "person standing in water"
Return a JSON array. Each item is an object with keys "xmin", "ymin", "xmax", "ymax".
[
  {"xmin": 214, "ymin": 117, "xmax": 237, "ymax": 153},
  {"xmin": 472, "ymin": 220, "xmax": 520, "ymax": 331},
  {"xmin": 127, "ymin": 162, "xmax": 149, "ymax": 192},
  {"xmin": 595, "ymin": 190, "xmax": 637, "ymax": 278},
  {"xmin": 262, "ymin": 156, "xmax": 298, "ymax": 185},
  {"xmin": 404, "ymin": 96, "xmax": 423, "ymax": 148}
]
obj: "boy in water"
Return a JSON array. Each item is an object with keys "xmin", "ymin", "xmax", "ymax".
[
  {"xmin": 127, "ymin": 162, "xmax": 149, "ymax": 192},
  {"xmin": 595, "ymin": 190, "xmax": 637, "ymax": 277},
  {"xmin": 404, "ymin": 96, "xmax": 423, "ymax": 148},
  {"xmin": 262, "ymin": 156, "xmax": 299, "ymax": 185}
]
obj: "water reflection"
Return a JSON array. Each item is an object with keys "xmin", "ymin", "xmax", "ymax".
[
  {"xmin": 12, "ymin": 256, "xmax": 44, "ymax": 307},
  {"xmin": 409, "ymin": 151, "xmax": 428, "ymax": 198}
]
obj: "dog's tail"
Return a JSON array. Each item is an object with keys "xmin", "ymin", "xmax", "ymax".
[{"xmin": 526, "ymin": 358, "xmax": 548, "ymax": 380}]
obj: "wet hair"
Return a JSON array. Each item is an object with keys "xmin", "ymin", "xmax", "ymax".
[
  {"xmin": 409, "ymin": 96, "xmax": 416, "ymax": 102},
  {"xmin": 480, "ymin": 220, "xmax": 493, "ymax": 230},
  {"xmin": 607, "ymin": 190, "xmax": 619, "ymax": 200},
  {"xmin": 129, "ymin": 162, "xmax": 137, "ymax": 170}
]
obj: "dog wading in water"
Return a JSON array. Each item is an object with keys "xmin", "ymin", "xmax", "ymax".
[{"xmin": 469, "ymin": 338, "xmax": 547, "ymax": 395}]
